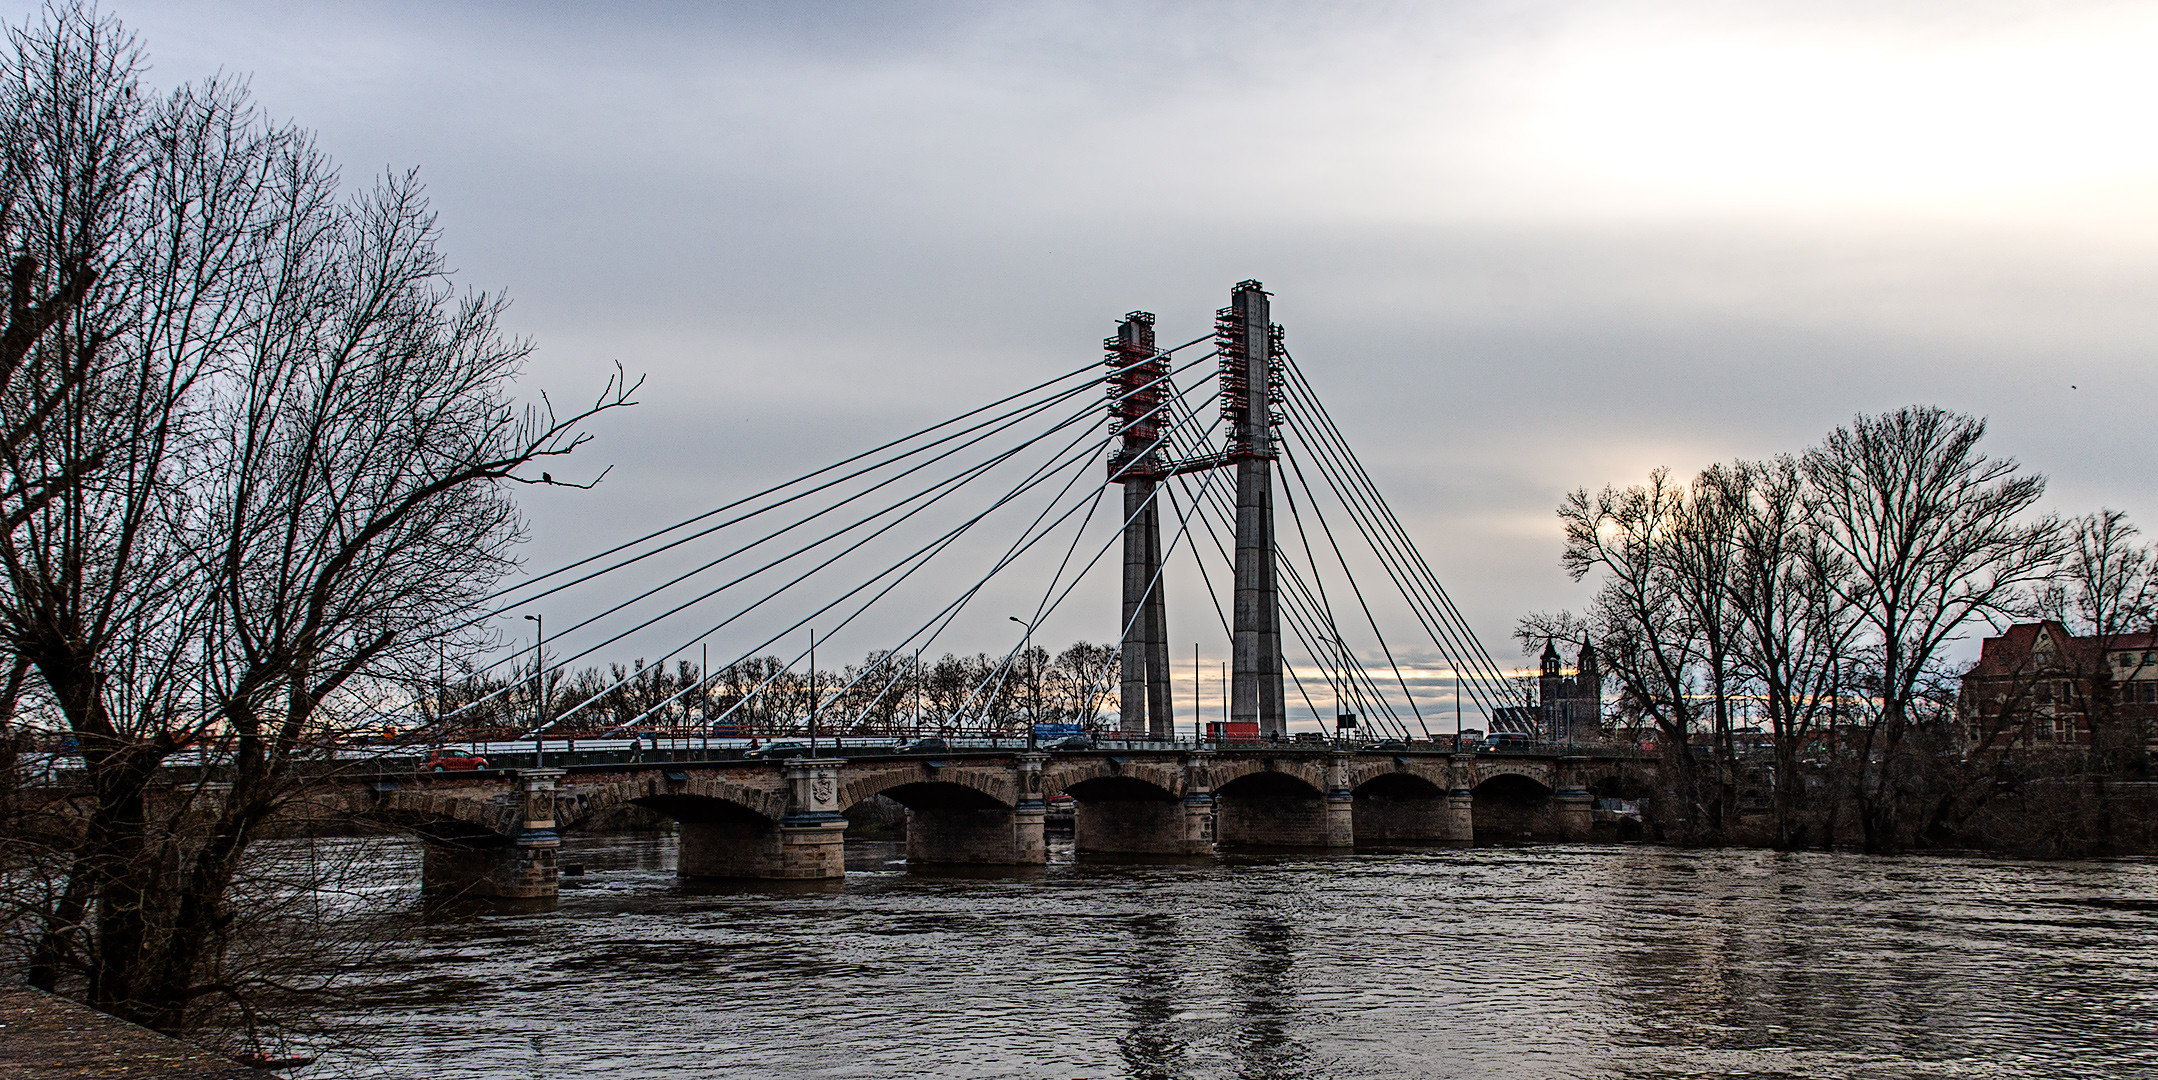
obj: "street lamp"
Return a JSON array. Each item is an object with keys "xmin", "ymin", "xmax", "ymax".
[
  {"xmin": 523, "ymin": 614, "xmax": 545, "ymax": 767},
  {"xmin": 1010, "ymin": 616, "xmax": 1036, "ymax": 750}
]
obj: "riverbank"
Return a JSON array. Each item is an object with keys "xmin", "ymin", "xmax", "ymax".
[{"xmin": 0, "ymin": 985, "xmax": 285, "ymax": 1079}]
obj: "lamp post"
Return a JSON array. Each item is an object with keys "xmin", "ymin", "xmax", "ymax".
[
  {"xmin": 523, "ymin": 614, "xmax": 545, "ymax": 767},
  {"xmin": 1010, "ymin": 616, "xmax": 1036, "ymax": 750}
]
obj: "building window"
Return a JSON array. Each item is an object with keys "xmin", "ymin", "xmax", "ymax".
[
  {"xmin": 2055, "ymin": 717, "xmax": 2076, "ymax": 743},
  {"xmin": 2142, "ymin": 682, "xmax": 2155, "ymax": 705}
]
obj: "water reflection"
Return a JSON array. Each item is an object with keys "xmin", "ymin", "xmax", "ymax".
[
  {"xmin": 291, "ymin": 837, "xmax": 2158, "ymax": 1079},
  {"xmin": 1228, "ymin": 914, "xmax": 1308, "ymax": 1080},
  {"xmin": 1117, "ymin": 913, "xmax": 1185, "ymax": 1080}
]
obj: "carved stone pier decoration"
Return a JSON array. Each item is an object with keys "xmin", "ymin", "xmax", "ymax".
[{"xmin": 776, "ymin": 758, "xmax": 849, "ymax": 878}]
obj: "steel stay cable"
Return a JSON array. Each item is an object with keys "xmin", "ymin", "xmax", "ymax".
[
  {"xmin": 1163, "ymin": 443, "xmax": 1402, "ymax": 738},
  {"xmin": 1272, "ymin": 424, "xmax": 1469, "ymax": 734},
  {"xmin": 1153, "ymin": 400, "xmax": 1402, "ymax": 737},
  {"xmin": 1274, "ymin": 363, "xmax": 1490, "ymax": 682},
  {"xmin": 399, "ymin": 366, "xmax": 1108, "ymax": 735},
  {"xmin": 470, "ymin": 352, "xmax": 1212, "ymax": 674},
  {"xmin": 1154, "ymin": 393, "xmax": 1380, "ymax": 734},
  {"xmin": 1282, "ymin": 404, "xmax": 1509, "ymax": 722},
  {"xmin": 483, "ymin": 331, "xmax": 1215, "ymax": 609},
  {"xmin": 458, "ymin": 397, "xmax": 1111, "ymax": 723},
  {"xmin": 945, "ymin": 396, "xmax": 1224, "ymax": 727},
  {"xmin": 1278, "ymin": 358, "xmax": 1517, "ymax": 704},
  {"xmin": 462, "ymin": 363, "xmax": 1130, "ymax": 691},
  {"xmin": 1272, "ymin": 424, "xmax": 1385, "ymax": 727},
  {"xmin": 383, "ymin": 360, "xmax": 1220, "ymax": 734},
  {"xmin": 966, "ymin": 406, "xmax": 1233, "ymax": 729},
  {"xmin": 948, "ymin": 476, "xmax": 1112, "ymax": 730},
  {"xmin": 637, "ymin": 450, "xmax": 1119, "ymax": 739},
  {"xmin": 1160, "ymin": 393, "xmax": 1413, "ymax": 739},
  {"xmin": 556, "ymin": 426, "xmax": 1110, "ymax": 737},
  {"xmin": 843, "ymin": 393, "xmax": 1225, "ymax": 733},
  {"xmin": 603, "ymin": 386, "xmax": 1221, "ymax": 734},
  {"xmin": 689, "ymin": 392, "xmax": 1212, "ymax": 738},
  {"xmin": 530, "ymin": 397, "xmax": 1132, "ymax": 733},
  {"xmin": 1273, "ymin": 461, "xmax": 1410, "ymax": 739},
  {"xmin": 837, "ymin": 477, "xmax": 1112, "ymax": 730},
  {"xmin": 1276, "ymin": 381, "xmax": 1511, "ymax": 715},
  {"xmin": 480, "ymin": 358, "xmax": 1099, "ymax": 608},
  {"xmin": 1277, "ymin": 432, "xmax": 1432, "ymax": 740}
]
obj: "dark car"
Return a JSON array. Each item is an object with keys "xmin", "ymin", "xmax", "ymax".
[
  {"xmin": 900, "ymin": 737, "xmax": 950, "ymax": 755},
  {"xmin": 1042, "ymin": 735, "xmax": 1092, "ymax": 751},
  {"xmin": 420, "ymin": 748, "xmax": 487, "ymax": 772},
  {"xmin": 744, "ymin": 740, "xmax": 812, "ymax": 761},
  {"xmin": 1482, "ymin": 732, "xmax": 1535, "ymax": 751},
  {"xmin": 1367, "ymin": 738, "xmax": 1410, "ymax": 753}
]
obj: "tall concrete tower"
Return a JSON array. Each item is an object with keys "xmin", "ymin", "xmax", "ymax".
[
  {"xmin": 1107, "ymin": 312, "xmax": 1173, "ymax": 738},
  {"xmin": 1219, "ymin": 281, "xmax": 1285, "ymax": 737}
]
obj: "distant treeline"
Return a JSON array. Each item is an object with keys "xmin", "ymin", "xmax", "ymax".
[{"xmin": 420, "ymin": 641, "xmax": 1120, "ymax": 739}]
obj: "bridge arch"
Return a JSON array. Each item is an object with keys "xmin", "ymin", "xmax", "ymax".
[
  {"xmin": 1352, "ymin": 771, "xmax": 1447, "ymax": 799},
  {"xmin": 362, "ymin": 790, "xmax": 520, "ymax": 844},
  {"xmin": 1211, "ymin": 764, "xmax": 1338, "ymax": 847},
  {"xmin": 1205, "ymin": 758, "xmax": 1328, "ymax": 798},
  {"xmin": 1348, "ymin": 769, "xmax": 1453, "ymax": 845},
  {"xmin": 578, "ymin": 773, "xmax": 789, "ymax": 827},
  {"xmin": 1063, "ymin": 775, "xmax": 1180, "ymax": 802},
  {"xmin": 838, "ymin": 764, "xmax": 1014, "ymax": 812},
  {"xmin": 1472, "ymin": 771, "xmax": 1554, "ymax": 843},
  {"xmin": 1472, "ymin": 759, "xmax": 1556, "ymax": 791},
  {"xmin": 1044, "ymin": 758, "xmax": 1186, "ymax": 802}
]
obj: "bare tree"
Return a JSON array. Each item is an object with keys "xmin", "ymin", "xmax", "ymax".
[
  {"xmin": 0, "ymin": 5, "xmax": 633, "ymax": 1037},
  {"xmin": 1719, "ymin": 456, "xmax": 1857, "ymax": 848},
  {"xmin": 2032, "ymin": 511, "xmax": 2158, "ymax": 781},
  {"xmin": 1556, "ymin": 469, "xmax": 1723, "ymax": 841},
  {"xmin": 1665, "ymin": 463, "xmax": 1749, "ymax": 829},
  {"xmin": 1803, "ymin": 406, "xmax": 2063, "ymax": 850},
  {"xmin": 1050, "ymin": 641, "xmax": 1118, "ymax": 727}
]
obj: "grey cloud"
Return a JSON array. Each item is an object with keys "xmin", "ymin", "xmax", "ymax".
[{"xmin": 17, "ymin": 0, "xmax": 2154, "ymax": 675}]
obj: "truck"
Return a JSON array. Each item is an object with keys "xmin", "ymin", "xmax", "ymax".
[{"xmin": 1205, "ymin": 721, "xmax": 1261, "ymax": 745}]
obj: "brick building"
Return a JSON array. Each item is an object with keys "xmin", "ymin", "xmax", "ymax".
[{"xmin": 1958, "ymin": 621, "xmax": 2158, "ymax": 748}]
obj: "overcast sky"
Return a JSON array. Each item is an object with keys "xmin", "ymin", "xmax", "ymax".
[{"xmin": 31, "ymin": 1, "xmax": 2158, "ymax": 696}]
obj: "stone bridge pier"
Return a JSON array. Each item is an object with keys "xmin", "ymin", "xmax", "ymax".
[
  {"xmin": 1054, "ymin": 754, "xmax": 1212, "ymax": 855},
  {"xmin": 676, "ymin": 759, "xmax": 848, "ymax": 879},
  {"xmin": 1211, "ymin": 757, "xmax": 1353, "ymax": 848},
  {"xmin": 413, "ymin": 769, "xmax": 563, "ymax": 903},
  {"xmin": 1347, "ymin": 758, "xmax": 1464, "ymax": 845},
  {"xmin": 896, "ymin": 754, "xmax": 1045, "ymax": 866}
]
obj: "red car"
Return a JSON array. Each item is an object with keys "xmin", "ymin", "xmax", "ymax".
[{"xmin": 420, "ymin": 748, "xmax": 488, "ymax": 772}]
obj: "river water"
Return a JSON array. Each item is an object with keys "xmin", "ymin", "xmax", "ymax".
[{"xmin": 303, "ymin": 836, "xmax": 2158, "ymax": 1079}]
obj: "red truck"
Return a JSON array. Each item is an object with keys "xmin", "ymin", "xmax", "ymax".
[{"xmin": 1205, "ymin": 721, "xmax": 1261, "ymax": 745}]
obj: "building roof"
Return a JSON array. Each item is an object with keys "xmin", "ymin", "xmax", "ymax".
[{"xmin": 1966, "ymin": 621, "xmax": 2158, "ymax": 679}]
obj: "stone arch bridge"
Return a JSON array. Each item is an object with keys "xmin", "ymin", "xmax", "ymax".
[{"xmin": 333, "ymin": 748, "xmax": 1648, "ymax": 900}]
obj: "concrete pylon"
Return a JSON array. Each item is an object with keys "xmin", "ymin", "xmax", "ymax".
[
  {"xmin": 1109, "ymin": 311, "xmax": 1174, "ymax": 738},
  {"xmin": 1220, "ymin": 281, "xmax": 1285, "ymax": 737}
]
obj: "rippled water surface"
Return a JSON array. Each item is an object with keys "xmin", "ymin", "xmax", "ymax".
[{"xmin": 309, "ymin": 837, "xmax": 2158, "ymax": 1079}]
